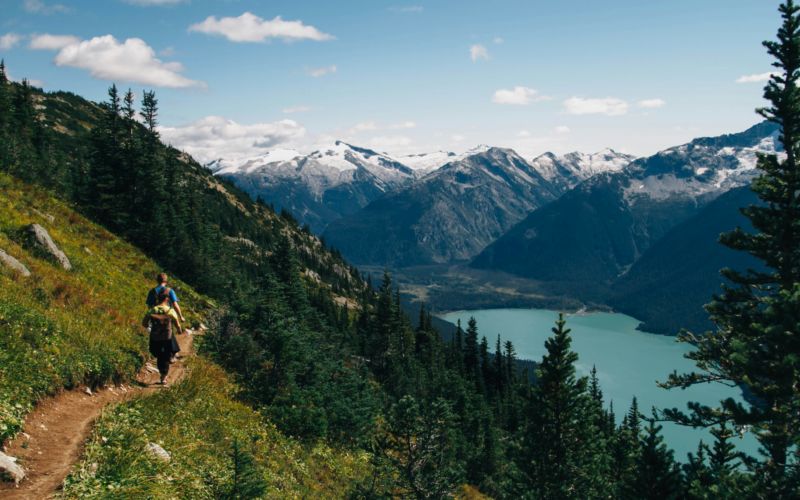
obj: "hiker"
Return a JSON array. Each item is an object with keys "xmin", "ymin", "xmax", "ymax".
[
  {"xmin": 142, "ymin": 288, "xmax": 183, "ymax": 385},
  {"xmin": 146, "ymin": 273, "xmax": 185, "ymax": 361}
]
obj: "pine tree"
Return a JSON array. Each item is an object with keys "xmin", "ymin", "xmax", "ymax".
[
  {"xmin": 662, "ymin": 2, "xmax": 800, "ymax": 495},
  {"xmin": 521, "ymin": 313, "xmax": 593, "ymax": 498},
  {"xmin": 223, "ymin": 439, "xmax": 267, "ymax": 499},
  {"xmin": 463, "ymin": 317, "xmax": 480, "ymax": 383},
  {"xmin": 627, "ymin": 416, "xmax": 682, "ymax": 499}
]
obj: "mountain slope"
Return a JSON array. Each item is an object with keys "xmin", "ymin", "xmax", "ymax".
[
  {"xmin": 529, "ymin": 148, "xmax": 635, "ymax": 192},
  {"xmin": 323, "ymin": 146, "xmax": 561, "ymax": 266},
  {"xmin": 609, "ymin": 186, "xmax": 760, "ymax": 335},
  {"xmin": 471, "ymin": 122, "xmax": 780, "ymax": 292},
  {"xmin": 213, "ymin": 141, "xmax": 417, "ymax": 232}
]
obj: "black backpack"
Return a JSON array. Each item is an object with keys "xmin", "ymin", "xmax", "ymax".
[{"xmin": 150, "ymin": 313, "xmax": 173, "ymax": 341}]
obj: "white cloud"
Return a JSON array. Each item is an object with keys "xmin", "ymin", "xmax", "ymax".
[
  {"xmin": 308, "ymin": 64, "xmax": 336, "ymax": 77},
  {"xmin": 517, "ymin": 130, "xmax": 531, "ymax": 138},
  {"xmin": 389, "ymin": 5, "xmax": 423, "ymax": 13},
  {"xmin": 189, "ymin": 12, "xmax": 334, "ymax": 43},
  {"xmin": 29, "ymin": 34, "xmax": 80, "ymax": 50},
  {"xmin": 451, "ymin": 134, "xmax": 465, "ymax": 142},
  {"xmin": 470, "ymin": 44, "xmax": 489, "ymax": 62},
  {"xmin": 555, "ymin": 125, "xmax": 570, "ymax": 134},
  {"xmin": 54, "ymin": 35, "xmax": 204, "ymax": 88},
  {"xmin": 124, "ymin": 0, "xmax": 189, "ymax": 5},
  {"xmin": 637, "ymin": 98, "xmax": 665, "ymax": 109},
  {"xmin": 0, "ymin": 33, "xmax": 22, "ymax": 50},
  {"xmin": 159, "ymin": 116, "xmax": 306, "ymax": 162},
  {"xmin": 563, "ymin": 97, "xmax": 628, "ymax": 116},
  {"xmin": 159, "ymin": 46, "xmax": 176, "ymax": 57},
  {"xmin": 283, "ymin": 105, "xmax": 311, "ymax": 114},
  {"xmin": 736, "ymin": 72, "xmax": 776, "ymax": 83},
  {"xmin": 349, "ymin": 121, "xmax": 378, "ymax": 134},
  {"xmin": 493, "ymin": 37, "xmax": 504, "ymax": 44},
  {"xmin": 492, "ymin": 86, "xmax": 549, "ymax": 105},
  {"xmin": 23, "ymin": 0, "xmax": 69, "ymax": 14}
]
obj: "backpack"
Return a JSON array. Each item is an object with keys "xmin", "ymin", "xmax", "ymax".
[
  {"xmin": 147, "ymin": 286, "xmax": 172, "ymax": 308},
  {"xmin": 149, "ymin": 313, "xmax": 173, "ymax": 341}
]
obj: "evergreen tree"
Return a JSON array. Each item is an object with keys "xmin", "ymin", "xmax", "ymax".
[
  {"xmin": 627, "ymin": 416, "xmax": 682, "ymax": 500},
  {"xmin": 520, "ymin": 313, "xmax": 594, "ymax": 498},
  {"xmin": 222, "ymin": 439, "xmax": 267, "ymax": 499},
  {"xmin": 662, "ymin": 2, "xmax": 800, "ymax": 496}
]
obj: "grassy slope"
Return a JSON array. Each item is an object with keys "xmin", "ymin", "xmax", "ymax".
[{"xmin": 0, "ymin": 174, "xmax": 370, "ymax": 496}]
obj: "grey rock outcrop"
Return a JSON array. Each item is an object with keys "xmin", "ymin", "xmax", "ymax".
[
  {"xmin": 0, "ymin": 451, "xmax": 25, "ymax": 484},
  {"xmin": 0, "ymin": 249, "xmax": 31, "ymax": 277},
  {"xmin": 145, "ymin": 442, "xmax": 171, "ymax": 462},
  {"xmin": 24, "ymin": 224, "xmax": 72, "ymax": 271}
]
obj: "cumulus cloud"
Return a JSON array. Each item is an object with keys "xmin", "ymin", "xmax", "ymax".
[
  {"xmin": 470, "ymin": 44, "xmax": 489, "ymax": 62},
  {"xmin": 517, "ymin": 130, "xmax": 531, "ymax": 138},
  {"xmin": 736, "ymin": 72, "xmax": 776, "ymax": 83},
  {"xmin": 493, "ymin": 37, "xmax": 504, "ymax": 44},
  {"xmin": 0, "ymin": 33, "xmax": 22, "ymax": 50},
  {"xmin": 29, "ymin": 34, "xmax": 80, "ymax": 50},
  {"xmin": 189, "ymin": 12, "xmax": 333, "ymax": 43},
  {"xmin": 123, "ymin": 0, "xmax": 189, "ymax": 5},
  {"xmin": 283, "ymin": 105, "xmax": 311, "ymax": 114},
  {"xmin": 308, "ymin": 64, "xmax": 336, "ymax": 77},
  {"xmin": 563, "ymin": 97, "xmax": 628, "ymax": 116},
  {"xmin": 53, "ymin": 35, "xmax": 204, "ymax": 88},
  {"xmin": 637, "ymin": 98, "xmax": 665, "ymax": 109},
  {"xmin": 24, "ymin": 0, "xmax": 69, "ymax": 14},
  {"xmin": 348, "ymin": 121, "xmax": 378, "ymax": 134},
  {"xmin": 159, "ymin": 116, "xmax": 306, "ymax": 162},
  {"xmin": 492, "ymin": 86, "xmax": 549, "ymax": 105},
  {"xmin": 555, "ymin": 125, "xmax": 570, "ymax": 134}
]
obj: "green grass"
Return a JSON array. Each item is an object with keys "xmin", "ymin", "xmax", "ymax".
[
  {"xmin": 0, "ymin": 172, "xmax": 206, "ymax": 442},
  {"xmin": 60, "ymin": 358, "xmax": 371, "ymax": 499}
]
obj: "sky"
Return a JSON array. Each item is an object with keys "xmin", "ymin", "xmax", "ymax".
[{"xmin": 0, "ymin": 0, "xmax": 782, "ymax": 162}]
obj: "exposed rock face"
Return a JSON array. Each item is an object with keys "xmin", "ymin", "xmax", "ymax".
[
  {"xmin": 0, "ymin": 249, "xmax": 31, "ymax": 277},
  {"xmin": 0, "ymin": 451, "xmax": 25, "ymax": 484},
  {"xmin": 24, "ymin": 224, "xmax": 72, "ymax": 271},
  {"xmin": 145, "ymin": 442, "xmax": 171, "ymax": 462}
]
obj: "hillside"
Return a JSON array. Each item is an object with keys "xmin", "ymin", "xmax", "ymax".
[
  {"xmin": 0, "ymin": 172, "xmax": 372, "ymax": 496},
  {"xmin": 609, "ymin": 186, "xmax": 761, "ymax": 334}
]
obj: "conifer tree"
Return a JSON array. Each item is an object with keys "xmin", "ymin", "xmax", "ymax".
[
  {"xmin": 662, "ymin": 2, "xmax": 800, "ymax": 495},
  {"xmin": 521, "ymin": 313, "xmax": 593, "ymax": 498},
  {"xmin": 627, "ymin": 416, "xmax": 682, "ymax": 500}
]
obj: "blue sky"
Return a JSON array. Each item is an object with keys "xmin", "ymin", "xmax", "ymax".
[{"xmin": 0, "ymin": 0, "xmax": 781, "ymax": 161}]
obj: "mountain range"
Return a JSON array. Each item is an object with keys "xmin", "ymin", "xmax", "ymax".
[{"xmin": 209, "ymin": 121, "xmax": 780, "ymax": 334}]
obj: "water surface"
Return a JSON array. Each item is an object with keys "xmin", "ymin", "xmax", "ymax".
[{"xmin": 439, "ymin": 308, "xmax": 757, "ymax": 461}]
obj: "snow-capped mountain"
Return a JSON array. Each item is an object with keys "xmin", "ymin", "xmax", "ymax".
[
  {"xmin": 212, "ymin": 141, "xmax": 418, "ymax": 232},
  {"xmin": 472, "ymin": 121, "xmax": 781, "ymax": 286},
  {"xmin": 396, "ymin": 150, "xmax": 458, "ymax": 173},
  {"xmin": 530, "ymin": 148, "xmax": 636, "ymax": 191},
  {"xmin": 323, "ymin": 146, "xmax": 561, "ymax": 266}
]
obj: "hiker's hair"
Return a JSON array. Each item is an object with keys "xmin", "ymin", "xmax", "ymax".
[
  {"xmin": 157, "ymin": 288, "xmax": 171, "ymax": 304},
  {"xmin": 156, "ymin": 272, "xmax": 168, "ymax": 284}
]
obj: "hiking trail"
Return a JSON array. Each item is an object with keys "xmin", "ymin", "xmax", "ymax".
[{"xmin": 0, "ymin": 330, "xmax": 196, "ymax": 499}]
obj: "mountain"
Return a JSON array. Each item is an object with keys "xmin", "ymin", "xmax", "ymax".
[
  {"xmin": 323, "ymin": 146, "xmax": 561, "ymax": 266},
  {"xmin": 212, "ymin": 141, "xmax": 417, "ymax": 232},
  {"xmin": 529, "ymin": 148, "xmax": 636, "ymax": 192},
  {"xmin": 471, "ymin": 122, "xmax": 780, "ymax": 292},
  {"xmin": 396, "ymin": 150, "xmax": 459, "ymax": 173},
  {"xmin": 609, "ymin": 186, "xmax": 761, "ymax": 335}
]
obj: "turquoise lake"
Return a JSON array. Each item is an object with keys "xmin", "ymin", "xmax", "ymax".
[{"xmin": 438, "ymin": 308, "xmax": 758, "ymax": 461}]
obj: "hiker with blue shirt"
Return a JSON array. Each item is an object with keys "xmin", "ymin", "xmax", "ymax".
[{"xmin": 146, "ymin": 273, "xmax": 186, "ymax": 361}]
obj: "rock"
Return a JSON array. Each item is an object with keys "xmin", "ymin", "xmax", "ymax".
[
  {"xmin": 144, "ymin": 363, "xmax": 159, "ymax": 374},
  {"xmin": 23, "ymin": 224, "xmax": 72, "ymax": 271},
  {"xmin": 145, "ymin": 443, "xmax": 171, "ymax": 462},
  {"xmin": 0, "ymin": 451, "xmax": 25, "ymax": 484},
  {"xmin": 0, "ymin": 249, "xmax": 31, "ymax": 277},
  {"xmin": 84, "ymin": 387, "xmax": 93, "ymax": 396}
]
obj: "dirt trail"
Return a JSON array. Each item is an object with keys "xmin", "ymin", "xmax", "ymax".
[{"xmin": 0, "ymin": 330, "xmax": 195, "ymax": 499}]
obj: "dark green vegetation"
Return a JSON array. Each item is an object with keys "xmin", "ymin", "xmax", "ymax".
[
  {"xmin": 661, "ymin": 1, "xmax": 800, "ymax": 497},
  {"xmin": 4, "ymin": 0, "xmax": 800, "ymax": 493}
]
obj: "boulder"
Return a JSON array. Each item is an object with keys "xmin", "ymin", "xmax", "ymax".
[
  {"xmin": 24, "ymin": 224, "xmax": 71, "ymax": 271},
  {"xmin": 0, "ymin": 249, "xmax": 31, "ymax": 277},
  {"xmin": 0, "ymin": 451, "xmax": 25, "ymax": 484},
  {"xmin": 145, "ymin": 442, "xmax": 171, "ymax": 462}
]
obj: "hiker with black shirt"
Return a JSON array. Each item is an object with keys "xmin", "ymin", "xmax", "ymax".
[
  {"xmin": 142, "ymin": 288, "xmax": 183, "ymax": 385},
  {"xmin": 146, "ymin": 273, "xmax": 185, "ymax": 361}
]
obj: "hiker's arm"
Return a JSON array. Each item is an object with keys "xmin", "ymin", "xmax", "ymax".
[
  {"xmin": 174, "ymin": 316, "xmax": 184, "ymax": 334},
  {"xmin": 141, "ymin": 314, "xmax": 150, "ymax": 329},
  {"xmin": 173, "ymin": 301, "xmax": 186, "ymax": 322}
]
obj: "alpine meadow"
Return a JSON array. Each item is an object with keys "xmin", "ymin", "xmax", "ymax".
[{"xmin": 0, "ymin": 0, "xmax": 799, "ymax": 499}]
